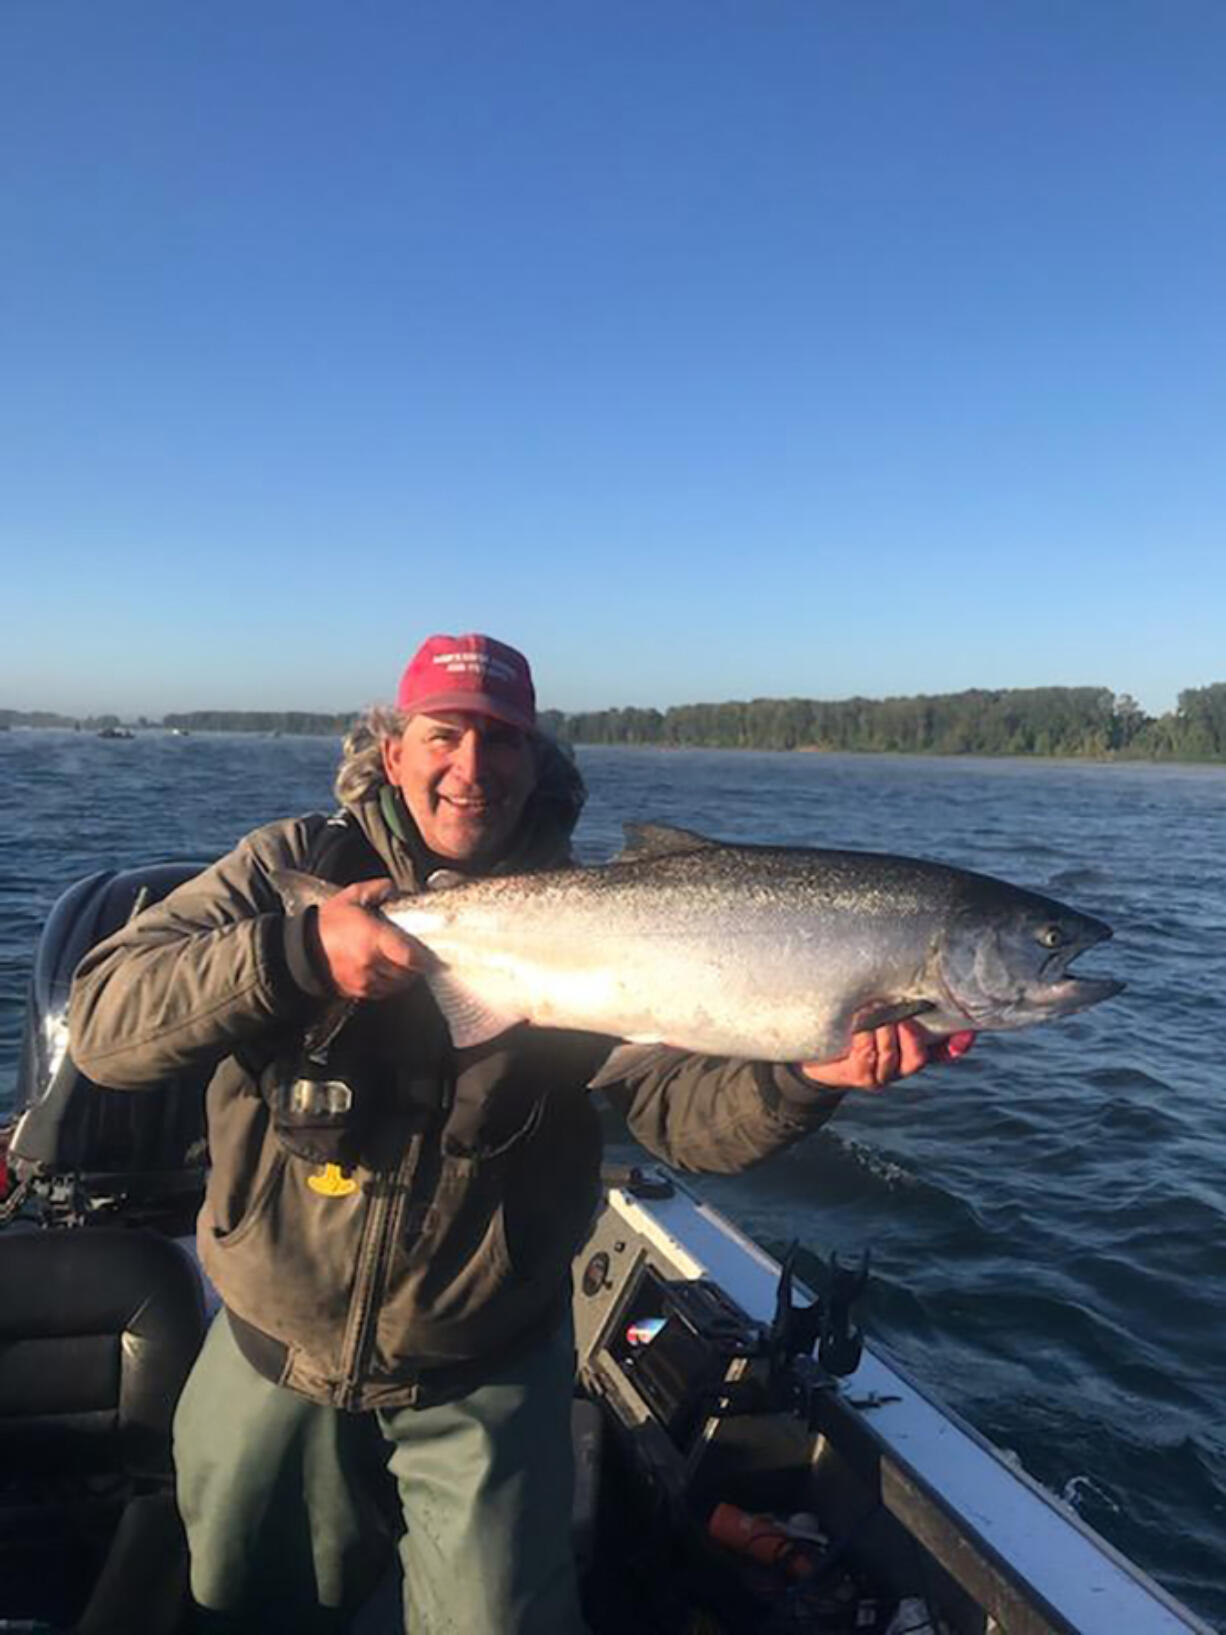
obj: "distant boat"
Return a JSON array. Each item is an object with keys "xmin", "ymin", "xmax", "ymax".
[
  {"xmin": 170, "ymin": 727, "xmax": 191, "ymax": 738},
  {"xmin": 96, "ymin": 727, "xmax": 134, "ymax": 740}
]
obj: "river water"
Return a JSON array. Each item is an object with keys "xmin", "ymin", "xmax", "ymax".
[{"xmin": 1, "ymin": 731, "xmax": 1223, "ymax": 1626}]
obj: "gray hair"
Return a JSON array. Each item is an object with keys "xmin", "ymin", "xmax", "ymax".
[
  {"xmin": 333, "ymin": 705, "xmax": 407, "ymax": 805},
  {"xmin": 332, "ymin": 706, "xmax": 559, "ymax": 808}
]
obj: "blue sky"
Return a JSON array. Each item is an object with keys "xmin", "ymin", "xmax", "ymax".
[{"xmin": 3, "ymin": 2, "xmax": 1223, "ymax": 718}]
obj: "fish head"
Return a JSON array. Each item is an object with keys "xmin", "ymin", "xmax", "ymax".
[{"xmin": 934, "ymin": 892, "xmax": 1123, "ymax": 1033}]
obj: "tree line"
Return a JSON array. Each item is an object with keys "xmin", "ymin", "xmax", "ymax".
[
  {"xmin": 539, "ymin": 682, "xmax": 1226, "ymax": 760},
  {"xmin": 6, "ymin": 683, "xmax": 1226, "ymax": 760}
]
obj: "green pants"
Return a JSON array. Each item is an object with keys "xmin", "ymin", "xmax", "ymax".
[{"xmin": 174, "ymin": 1311, "xmax": 586, "ymax": 1635}]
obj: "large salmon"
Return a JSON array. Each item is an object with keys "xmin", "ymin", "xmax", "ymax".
[{"xmin": 274, "ymin": 822, "xmax": 1122, "ymax": 1073}]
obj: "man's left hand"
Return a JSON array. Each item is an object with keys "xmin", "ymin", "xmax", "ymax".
[{"xmin": 797, "ymin": 1021, "xmax": 975, "ymax": 1092}]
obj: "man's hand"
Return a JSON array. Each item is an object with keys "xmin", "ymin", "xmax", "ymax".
[
  {"xmin": 797, "ymin": 1020, "xmax": 975, "ymax": 1092},
  {"xmin": 315, "ymin": 878, "xmax": 429, "ymax": 1001}
]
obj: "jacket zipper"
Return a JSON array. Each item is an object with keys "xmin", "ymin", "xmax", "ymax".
[{"xmin": 337, "ymin": 1135, "xmax": 419, "ymax": 1407}]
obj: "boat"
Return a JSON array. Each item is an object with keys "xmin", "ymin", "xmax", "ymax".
[
  {"xmin": 0, "ymin": 861, "xmax": 1215, "ymax": 1634},
  {"xmin": 95, "ymin": 726, "xmax": 135, "ymax": 740}
]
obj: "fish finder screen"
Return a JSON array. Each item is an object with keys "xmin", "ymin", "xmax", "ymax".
[{"xmin": 610, "ymin": 1269, "xmax": 732, "ymax": 1449}]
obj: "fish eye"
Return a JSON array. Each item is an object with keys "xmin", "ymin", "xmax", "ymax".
[{"xmin": 1036, "ymin": 924, "xmax": 1067, "ymax": 950}]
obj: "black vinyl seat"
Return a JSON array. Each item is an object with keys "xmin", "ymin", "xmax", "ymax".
[{"xmin": 0, "ymin": 1225, "xmax": 206, "ymax": 1632}]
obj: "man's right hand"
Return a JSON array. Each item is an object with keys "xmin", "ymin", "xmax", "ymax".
[{"xmin": 315, "ymin": 878, "xmax": 429, "ymax": 1000}]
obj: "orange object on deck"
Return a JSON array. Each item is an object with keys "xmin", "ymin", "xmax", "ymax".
[{"xmin": 707, "ymin": 1501, "xmax": 815, "ymax": 1580}]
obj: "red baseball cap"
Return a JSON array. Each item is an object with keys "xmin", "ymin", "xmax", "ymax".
[{"xmin": 396, "ymin": 633, "xmax": 537, "ymax": 733}]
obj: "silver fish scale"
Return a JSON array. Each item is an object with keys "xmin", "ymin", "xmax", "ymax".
[
  {"xmin": 385, "ymin": 841, "xmax": 979, "ymax": 1061},
  {"xmin": 391, "ymin": 844, "xmax": 1017, "ymax": 954},
  {"xmin": 282, "ymin": 832, "xmax": 1116, "ymax": 1061},
  {"xmin": 583, "ymin": 845, "xmax": 974, "ymax": 923}
]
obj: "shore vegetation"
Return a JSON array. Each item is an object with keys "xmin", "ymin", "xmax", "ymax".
[{"xmin": 4, "ymin": 684, "xmax": 1226, "ymax": 761}]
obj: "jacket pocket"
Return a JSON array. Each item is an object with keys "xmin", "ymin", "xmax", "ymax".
[
  {"xmin": 208, "ymin": 1147, "xmax": 287, "ymax": 1249},
  {"xmin": 200, "ymin": 1146, "xmax": 366, "ymax": 1372},
  {"xmin": 403, "ymin": 1151, "xmax": 514, "ymax": 1313},
  {"xmin": 442, "ymin": 1088, "xmax": 547, "ymax": 1161}
]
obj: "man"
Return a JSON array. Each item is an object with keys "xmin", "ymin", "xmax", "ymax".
[{"xmin": 68, "ymin": 633, "xmax": 964, "ymax": 1635}]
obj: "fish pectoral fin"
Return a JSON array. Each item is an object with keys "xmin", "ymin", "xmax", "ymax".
[
  {"xmin": 587, "ymin": 1041, "xmax": 681, "ymax": 1090},
  {"xmin": 614, "ymin": 823, "xmax": 718, "ymax": 862},
  {"xmin": 850, "ymin": 999, "xmax": 937, "ymax": 1033},
  {"xmin": 269, "ymin": 869, "xmax": 339, "ymax": 914},
  {"xmin": 422, "ymin": 970, "xmax": 523, "ymax": 1048}
]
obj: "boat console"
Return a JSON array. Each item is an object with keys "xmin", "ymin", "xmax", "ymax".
[{"xmin": 573, "ymin": 1168, "xmax": 1214, "ymax": 1635}]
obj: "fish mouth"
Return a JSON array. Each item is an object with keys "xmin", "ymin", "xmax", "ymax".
[
  {"xmin": 1036, "ymin": 926, "xmax": 1124, "ymax": 1014},
  {"xmin": 1038, "ymin": 974, "xmax": 1125, "ymax": 1013}
]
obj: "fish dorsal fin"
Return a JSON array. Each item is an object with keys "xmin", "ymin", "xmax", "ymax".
[
  {"xmin": 616, "ymin": 823, "xmax": 718, "ymax": 863},
  {"xmin": 425, "ymin": 869, "xmax": 468, "ymax": 892}
]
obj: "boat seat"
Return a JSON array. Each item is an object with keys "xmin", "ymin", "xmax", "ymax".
[{"xmin": 0, "ymin": 1225, "xmax": 206, "ymax": 1633}]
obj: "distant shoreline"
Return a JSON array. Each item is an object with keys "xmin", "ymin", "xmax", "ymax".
[
  {"xmin": 2, "ymin": 725, "xmax": 1226, "ymax": 768},
  {"xmin": 4, "ymin": 681, "xmax": 1225, "ymax": 761}
]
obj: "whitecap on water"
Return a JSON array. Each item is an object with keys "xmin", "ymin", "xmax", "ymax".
[{"xmin": 1061, "ymin": 1474, "xmax": 1122, "ymax": 1514}]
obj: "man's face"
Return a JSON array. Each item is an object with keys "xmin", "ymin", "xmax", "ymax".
[{"xmin": 383, "ymin": 711, "xmax": 537, "ymax": 863}]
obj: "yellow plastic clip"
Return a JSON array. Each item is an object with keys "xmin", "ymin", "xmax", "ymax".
[{"xmin": 308, "ymin": 1163, "xmax": 358, "ymax": 1197}]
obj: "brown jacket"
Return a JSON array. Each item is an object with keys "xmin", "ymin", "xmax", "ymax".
[{"xmin": 68, "ymin": 778, "xmax": 841, "ymax": 1409}]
